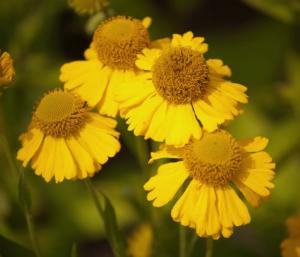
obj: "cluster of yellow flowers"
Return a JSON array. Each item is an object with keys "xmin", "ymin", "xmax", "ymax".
[{"xmin": 16, "ymin": 15, "xmax": 276, "ymax": 239}]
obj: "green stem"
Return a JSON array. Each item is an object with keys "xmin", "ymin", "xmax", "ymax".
[
  {"xmin": 0, "ymin": 132, "xmax": 42, "ymax": 257},
  {"xmin": 205, "ymin": 238, "xmax": 214, "ymax": 257},
  {"xmin": 0, "ymin": 133, "xmax": 19, "ymax": 176},
  {"xmin": 187, "ymin": 233, "xmax": 198, "ymax": 257},
  {"xmin": 179, "ymin": 226, "xmax": 187, "ymax": 257},
  {"xmin": 84, "ymin": 179, "xmax": 104, "ymax": 218},
  {"xmin": 134, "ymin": 136, "xmax": 148, "ymax": 171},
  {"xmin": 24, "ymin": 205, "xmax": 42, "ymax": 257}
]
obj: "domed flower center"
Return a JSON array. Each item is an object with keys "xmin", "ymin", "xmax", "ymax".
[
  {"xmin": 93, "ymin": 16, "xmax": 150, "ymax": 70},
  {"xmin": 32, "ymin": 90, "xmax": 88, "ymax": 137},
  {"xmin": 152, "ymin": 47, "xmax": 209, "ymax": 104},
  {"xmin": 183, "ymin": 130, "xmax": 242, "ymax": 187}
]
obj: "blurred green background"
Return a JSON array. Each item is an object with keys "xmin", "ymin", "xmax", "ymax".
[{"xmin": 1, "ymin": 0, "xmax": 300, "ymax": 256}]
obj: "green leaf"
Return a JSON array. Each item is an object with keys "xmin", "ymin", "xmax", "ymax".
[
  {"xmin": 101, "ymin": 193, "xmax": 128, "ymax": 257},
  {"xmin": 0, "ymin": 234, "xmax": 35, "ymax": 257},
  {"xmin": 18, "ymin": 172, "xmax": 32, "ymax": 212}
]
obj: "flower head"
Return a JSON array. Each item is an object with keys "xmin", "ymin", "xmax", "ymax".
[
  {"xmin": 17, "ymin": 89, "xmax": 120, "ymax": 182},
  {"xmin": 0, "ymin": 50, "xmax": 15, "ymax": 87},
  {"xmin": 60, "ymin": 16, "xmax": 152, "ymax": 117},
  {"xmin": 116, "ymin": 32, "xmax": 248, "ymax": 147},
  {"xmin": 144, "ymin": 130, "xmax": 275, "ymax": 239},
  {"xmin": 281, "ymin": 214, "xmax": 300, "ymax": 257},
  {"xmin": 68, "ymin": 0, "xmax": 108, "ymax": 15}
]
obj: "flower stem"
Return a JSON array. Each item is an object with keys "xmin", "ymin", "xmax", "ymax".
[
  {"xmin": 179, "ymin": 226, "xmax": 187, "ymax": 257},
  {"xmin": 84, "ymin": 179, "xmax": 104, "ymax": 218},
  {"xmin": 0, "ymin": 107, "xmax": 41, "ymax": 257},
  {"xmin": 187, "ymin": 233, "xmax": 198, "ymax": 257},
  {"xmin": 205, "ymin": 238, "xmax": 214, "ymax": 257},
  {"xmin": 24, "ymin": 205, "xmax": 42, "ymax": 257}
]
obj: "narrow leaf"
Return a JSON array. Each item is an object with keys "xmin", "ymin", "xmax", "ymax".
[{"xmin": 101, "ymin": 193, "xmax": 128, "ymax": 257}]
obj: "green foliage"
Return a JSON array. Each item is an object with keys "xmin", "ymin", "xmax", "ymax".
[
  {"xmin": 0, "ymin": 235, "xmax": 35, "ymax": 257},
  {"xmin": 102, "ymin": 193, "xmax": 128, "ymax": 257}
]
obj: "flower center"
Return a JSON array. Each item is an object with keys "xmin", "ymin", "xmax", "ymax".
[
  {"xmin": 93, "ymin": 16, "xmax": 150, "ymax": 70},
  {"xmin": 183, "ymin": 130, "xmax": 242, "ymax": 187},
  {"xmin": 152, "ymin": 47, "xmax": 209, "ymax": 104},
  {"xmin": 32, "ymin": 90, "xmax": 88, "ymax": 137}
]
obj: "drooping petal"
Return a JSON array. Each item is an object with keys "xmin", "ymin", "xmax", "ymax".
[
  {"xmin": 60, "ymin": 59, "xmax": 111, "ymax": 107},
  {"xmin": 77, "ymin": 121, "xmax": 120, "ymax": 165},
  {"xmin": 17, "ymin": 128, "xmax": 44, "ymax": 167},
  {"xmin": 216, "ymin": 186, "xmax": 251, "ymax": 228},
  {"xmin": 144, "ymin": 161, "xmax": 189, "ymax": 207},
  {"xmin": 116, "ymin": 72, "xmax": 156, "ymax": 117},
  {"xmin": 66, "ymin": 137, "xmax": 99, "ymax": 179}
]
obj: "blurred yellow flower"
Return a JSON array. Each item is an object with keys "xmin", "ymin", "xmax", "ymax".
[
  {"xmin": 116, "ymin": 32, "xmax": 248, "ymax": 147},
  {"xmin": 127, "ymin": 223, "xmax": 153, "ymax": 257},
  {"xmin": 60, "ymin": 16, "xmax": 151, "ymax": 117},
  {"xmin": 144, "ymin": 130, "xmax": 275, "ymax": 239},
  {"xmin": 17, "ymin": 89, "xmax": 120, "ymax": 183},
  {"xmin": 0, "ymin": 50, "xmax": 15, "ymax": 87},
  {"xmin": 281, "ymin": 214, "xmax": 300, "ymax": 257},
  {"xmin": 68, "ymin": 0, "xmax": 108, "ymax": 15}
]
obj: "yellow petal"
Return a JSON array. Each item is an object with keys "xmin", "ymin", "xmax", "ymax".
[
  {"xmin": 236, "ymin": 168, "xmax": 275, "ymax": 197},
  {"xmin": 84, "ymin": 45, "xmax": 98, "ymax": 60},
  {"xmin": 171, "ymin": 180, "xmax": 199, "ymax": 227},
  {"xmin": 53, "ymin": 138, "xmax": 77, "ymax": 182},
  {"xmin": 127, "ymin": 95, "xmax": 164, "ymax": 136},
  {"xmin": 142, "ymin": 16, "xmax": 152, "ymax": 28},
  {"xmin": 17, "ymin": 128, "xmax": 44, "ymax": 167},
  {"xmin": 144, "ymin": 161, "xmax": 189, "ymax": 207},
  {"xmin": 162, "ymin": 104, "xmax": 202, "ymax": 147},
  {"xmin": 217, "ymin": 81, "xmax": 248, "ymax": 104},
  {"xmin": 66, "ymin": 137, "xmax": 99, "ymax": 179},
  {"xmin": 149, "ymin": 145, "xmax": 181, "ymax": 164},
  {"xmin": 144, "ymin": 102, "xmax": 202, "ymax": 146},
  {"xmin": 60, "ymin": 60, "xmax": 111, "ymax": 107},
  {"xmin": 150, "ymin": 37, "xmax": 171, "ymax": 50},
  {"xmin": 136, "ymin": 48, "xmax": 162, "ymax": 71},
  {"xmin": 116, "ymin": 72, "xmax": 156, "ymax": 117},
  {"xmin": 97, "ymin": 69, "xmax": 123, "ymax": 117},
  {"xmin": 216, "ymin": 186, "xmax": 251, "ymax": 228},
  {"xmin": 206, "ymin": 59, "xmax": 232, "ymax": 78},
  {"xmin": 193, "ymin": 99, "xmax": 225, "ymax": 132},
  {"xmin": 78, "ymin": 122, "xmax": 120, "ymax": 164},
  {"xmin": 239, "ymin": 137, "xmax": 269, "ymax": 152},
  {"xmin": 171, "ymin": 32, "xmax": 208, "ymax": 53},
  {"xmin": 193, "ymin": 184, "xmax": 221, "ymax": 237}
]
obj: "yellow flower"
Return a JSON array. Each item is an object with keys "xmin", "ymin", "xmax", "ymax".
[
  {"xmin": 60, "ymin": 16, "xmax": 152, "ymax": 117},
  {"xmin": 127, "ymin": 223, "xmax": 153, "ymax": 257},
  {"xmin": 281, "ymin": 214, "xmax": 300, "ymax": 257},
  {"xmin": 116, "ymin": 32, "xmax": 248, "ymax": 147},
  {"xmin": 17, "ymin": 89, "xmax": 120, "ymax": 183},
  {"xmin": 144, "ymin": 130, "xmax": 275, "ymax": 239},
  {"xmin": 68, "ymin": 0, "xmax": 108, "ymax": 15},
  {"xmin": 0, "ymin": 50, "xmax": 15, "ymax": 87}
]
